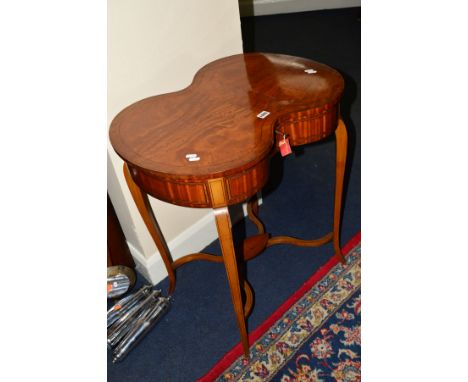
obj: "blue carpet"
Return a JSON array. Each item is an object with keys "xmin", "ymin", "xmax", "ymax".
[
  {"xmin": 201, "ymin": 238, "xmax": 361, "ymax": 381},
  {"xmin": 108, "ymin": 7, "xmax": 360, "ymax": 381}
]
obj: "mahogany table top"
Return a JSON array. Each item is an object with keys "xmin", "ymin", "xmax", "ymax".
[{"xmin": 109, "ymin": 53, "xmax": 344, "ymax": 181}]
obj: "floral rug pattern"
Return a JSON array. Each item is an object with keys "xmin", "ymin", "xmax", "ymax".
[{"xmin": 216, "ymin": 243, "xmax": 361, "ymax": 382}]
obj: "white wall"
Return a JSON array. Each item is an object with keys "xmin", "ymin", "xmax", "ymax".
[
  {"xmin": 239, "ymin": 0, "xmax": 361, "ymax": 17},
  {"xmin": 107, "ymin": 0, "xmax": 244, "ymax": 284}
]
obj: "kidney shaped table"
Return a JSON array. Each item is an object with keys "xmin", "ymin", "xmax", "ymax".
[{"xmin": 109, "ymin": 53, "xmax": 347, "ymax": 357}]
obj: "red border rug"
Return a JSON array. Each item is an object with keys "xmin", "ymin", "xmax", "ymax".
[{"xmin": 198, "ymin": 232, "xmax": 361, "ymax": 382}]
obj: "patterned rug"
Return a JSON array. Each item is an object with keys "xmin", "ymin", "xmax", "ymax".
[{"xmin": 199, "ymin": 233, "xmax": 361, "ymax": 382}]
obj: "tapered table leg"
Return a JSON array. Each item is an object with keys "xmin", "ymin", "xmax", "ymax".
[
  {"xmin": 214, "ymin": 207, "xmax": 250, "ymax": 358},
  {"xmin": 123, "ymin": 164, "xmax": 176, "ymax": 294},
  {"xmin": 333, "ymin": 119, "xmax": 348, "ymax": 263}
]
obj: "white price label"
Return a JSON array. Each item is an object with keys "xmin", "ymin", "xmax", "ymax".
[{"xmin": 257, "ymin": 111, "xmax": 270, "ymax": 119}]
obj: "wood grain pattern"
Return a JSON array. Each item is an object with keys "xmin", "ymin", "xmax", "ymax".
[
  {"xmin": 123, "ymin": 163, "xmax": 176, "ymax": 293},
  {"xmin": 241, "ymin": 233, "xmax": 269, "ymax": 262},
  {"xmin": 171, "ymin": 252, "xmax": 223, "ymax": 270},
  {"xmin": 277, "ymin": 104, "xmax": 339, "ymax": 146},
  {"xmin": 110, "ymin": 53, "xmax": 344, "ymax": 208},
  {"xmin": 333, "ymin": 119, "xmax": 348, "ymax": 263},
  {"xmin": 109, "ymin": 53, "xmax": 348, "ymax": 358},
  {"xmin": 267, "ymin": 232, "xmax": 333, "ymax": 248},
  {"xmin": 214, "ymin": 207, "xmax": 250, "ymax": 357},
  {"xmin": 125, "ymin": 155, "xmax": 270, "ymax": 208},
  {"xmin": 247, "ymin": 195, "xmax": 265, "ymax": 234},
  {"xmin": 243, "ymin": 280, "xmax": 254, "ymax": 318}
]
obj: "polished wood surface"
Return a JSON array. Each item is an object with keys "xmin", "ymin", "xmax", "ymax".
[
  {"xmin": 247, "ymin": 194, "xmax": 265, "ymax": 234},
  {"xmin": 110, "ymin": 53, "xmax": 348, "ymax": 358},
  {"xmin": 123, "ymin": 163, "xmax": 176, "ymax": 294},
  {"xmin": 214, "ymin": 207, "xmax": 250, "ymax": 357},
  {"xmin": 332, "ymin": 119, "xmax": 348, "ymax": 263},
  {"xmin": 110, "ymin": 53, "xmax": 344, "ymax": 208},
  {"xmin": 267, "ymin": 232, "xmax": 333, "ymax": 248}
]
